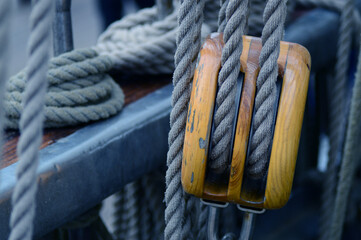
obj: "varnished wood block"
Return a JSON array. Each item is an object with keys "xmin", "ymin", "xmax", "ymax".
[{"xmin": 181, "ymin": 33, "xmax": 311, "ymax": 210}]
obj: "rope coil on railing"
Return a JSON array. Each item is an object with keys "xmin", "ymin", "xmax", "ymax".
[{"xmin": 4, "ymin": 49, "xmax": 124, "ymax": 129}]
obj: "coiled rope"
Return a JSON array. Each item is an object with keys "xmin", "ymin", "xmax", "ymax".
[
  {"xmin": 113, "ymin": 190, "xmax": 126, "ymax": 239},
  {"xmin": 247, "ymin": 0, "xmax": 288, "ymax": 178},
  {"xmin": 4, "ymin": 49, "xmax": 124, "ymax": 129},
  {"xmin": 9, "ymin": 0, "xmax": 52, "ymax": 240}
]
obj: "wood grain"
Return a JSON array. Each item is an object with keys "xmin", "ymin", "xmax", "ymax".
[
  {"xmin": 2, "ymin": 75, "xmax": 171, "ymax": 169},
  {"xmin": 181, "ymin": 34, "xmax": 311, "ymax": 209},
  {"xmin": 227, "ymin": 37, "xmax": 260, "ymax": 203},
  {"xmin": 181, "ymin": 33, "xmax": 223, "ymax": 198}
]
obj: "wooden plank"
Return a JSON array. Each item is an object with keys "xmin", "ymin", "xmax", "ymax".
[{"xmin": 2, "ymin": 76, "xmax": 171, "ymax": 169}]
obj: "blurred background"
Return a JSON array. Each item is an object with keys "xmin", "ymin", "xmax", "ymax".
[{"xmin": 9, "ymin": 0, "xmax": 154, "ymax": 76}]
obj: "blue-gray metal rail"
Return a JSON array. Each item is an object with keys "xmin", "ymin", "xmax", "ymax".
[{"xmin": 0, "ymin": 4, "xmax": 360, "ymax": 239}]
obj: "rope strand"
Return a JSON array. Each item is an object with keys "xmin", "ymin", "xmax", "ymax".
[
  {"xmin": 330, "ymin": 38, "xmax": 361, "ymax": 240},
  {"xmin": 9, "ymin": 0, "xmax": 53, "ymax": 239},
  {"xmin": 0, "ymin": 0, "xmax": 11, "ymax": 168},
  {"xmin": 165, "ymin": 1, "xmax": 198, "ymax": 239},
  {"xmin": 320, "ymin": 0, "xmax": 354, "ymax": 238},
  {"xmin": 247, "ymin": 0, "xmax": 287, "ymax": 178},
  {"xmin": 210, "ymin": 0, "xmax": 249, "ymax": 172}
]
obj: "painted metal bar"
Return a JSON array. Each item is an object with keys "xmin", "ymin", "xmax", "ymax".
[{"xmin": 53, "ymin": 0, "xmax": 73, "ymax": 56}]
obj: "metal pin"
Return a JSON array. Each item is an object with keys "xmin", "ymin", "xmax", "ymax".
[
  {"xmin": 239, "ymin": 212, "xmax": 255, "ymax": 240},
  {"xmin": 207, "ymin": 206, "xmax": 220, "ymax": 240},
  {"xmin": 53, "ymin": 0, "xmax": 73, "ymax": 56}
]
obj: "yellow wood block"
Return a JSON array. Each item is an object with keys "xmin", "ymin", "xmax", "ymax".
[{"xmin": 181, "ymin": 33, "xmax": 311, "ymax": 210}]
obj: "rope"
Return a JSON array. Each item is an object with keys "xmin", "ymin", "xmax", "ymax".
[
  {"xmin": 4, "ymin": 49, "xmax": 124, "ymax": 129},
  {"xmin": 113, "ymin": 191, "xmax": 126, "ymax": 239},
  {"xmin": 95, "ymin": 7, "xmax": 178, "ymax": 75},
  {"xmin": 143, "ymin": 174, "xmax": 165, "ymax": 240},
  {"xmin": 123, "ymin": 182, "xmax": 140, "ymax": 239},
  {"xmin": 248, "ymin": 0, "xmax": 296, "ymax": 36},
  {"xmin": 320, "ymin": 0, "xmax": 354, "ymax": 239},
  {"xmin": 95, "ymin": 4, "xmax": 215, "ymax": 76},
  {"xmin": 330, "ymin": 39, "xmax": 361, "ymax": 240},
  {"xmin": 210, "ymin": 0, "xmax": 249, "ymax": 172},
  {"xmin": 0, "ymin": 0, "xmax": 11, "ymax": 168},
  {"xmin": 218, "ymin": 0, "xmax": 229, "ymax": 32},
  {"xmin": 247, "ymin": 0, "xmax": 288, "ymax": 178},
  {"xmin": 165, "ymin": 0, "xmax": 202, "ymax": 239},
  {"xmin": 9, "ymin": 0, "xmax": 52, "ymax": 240}
]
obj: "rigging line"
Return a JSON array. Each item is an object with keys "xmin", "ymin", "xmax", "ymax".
[
  {"xmin": 330, "ymin": 36, "xmax": 361, "ymax": 240},
  {"xmin": 247, "ymin": 0, "xmax": 288, "ymax": 178},
  {"xmin": 8, "ymin": 0, "xmax": 53, "ymax": 240},
  {"xmin": 0, "ymin": 0, "xmax": 11, "ymax": 169},
  {"xmin": 165, "ymin": 0, "xmax": 198, "ymax": 239},
  {"xmin": 320, "ymin": 0, "xmax": 353, "ymax": 239},
  {"xmin": 210, "ymin": 0, "xmax": 249, "ymax": 172}
]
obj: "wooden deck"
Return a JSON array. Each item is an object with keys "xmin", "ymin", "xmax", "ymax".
[{"xmin": 2, "ymin": 75, "xmax": 171, "ymax": 169}]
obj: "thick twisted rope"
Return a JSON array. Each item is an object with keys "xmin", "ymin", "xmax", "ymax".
[
  {"xmin": 165, "ymin": 0, "xmax": 202, "ymax": 239},
  {"xmin": 330, "ymin": 40, "xmax": 361, "ymax": 240},
  {"xmin": 247, "ymin": 0, "xmax": 288, "ymax": 178},
  {"xmin": 320, "ymin": 0, "xmax": 354, "ymax": 239},
  {"xmin": 95, "ymin": 7, "xmax": 178, "ymax": 75},
  {"xmin": 4, "ymin": 49, "xmax": 124, "ymax": 129},
  {"xmin": 123, "ymin": 182, "xmax": 140, "ymax": 239},
  {"xmin": 296, "ymin": 0, "xmax": 361, "ymax": 42},
  {"xmin": 95, "ymin": 4, "xmax": 215, "ymax": 76},
  {"xmin": 8, "ymin": 0, "xmax": 52, "ymax": 240},
  {"xmin": 113, "ymin": 191, "xmax": 126, "ymax": 239},
  {"xmin": 218, "ymin": 0, "xmax": 230, "ymax": 32},
  {"xmin": 0, "ymin": 0, "xmax": 11, "ymax": 168},
  {"xmin": 210, "ymin": 0, "xmax": 249, "ymax": 172},
  {"xmin": 143, "ymin": 174, "xmax": 165, "ymax": 239},
  {"xmin": 182, "ymin": 1, "xmax": 205, "ymax": 239}
]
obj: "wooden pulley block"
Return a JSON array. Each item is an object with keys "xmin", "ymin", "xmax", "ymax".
[{"xmin": 181, "ymin": 33, "xmax": 311, "ymax": 210}]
